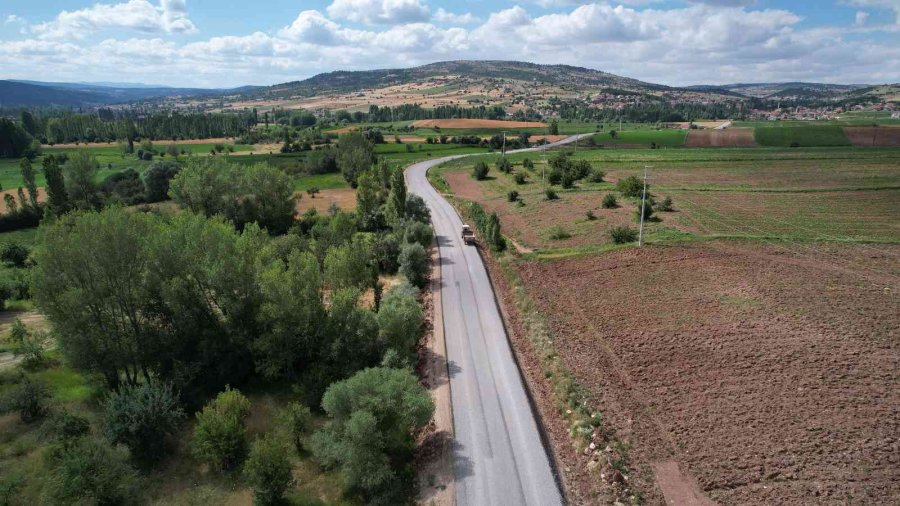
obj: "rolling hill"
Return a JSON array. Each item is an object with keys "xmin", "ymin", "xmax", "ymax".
[{"xmin": 0, "ymin": 80, "xmax": 259, "ymax": 107}]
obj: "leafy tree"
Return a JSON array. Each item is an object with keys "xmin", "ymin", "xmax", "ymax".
[
  {"xmin": 101, "ymin": 169, "xmax": 146, "ymax": 205},
  {"xmin": 616, "ymin": 175, "xmax": 644, "ymax": 198},
  {"xmin": 377, "ymin": 282, "xmax": 423, "ymax": 359},
  {"xmin": 192, "ymin": 387, "xmax": 252, "ymax": 472},
  {"xmin": 324, "ymin": 236, "xmax": 376, "ymax": 291},
  {"xmin": 404, "ymin": 195, "xmax": 430, "ymax": 224},
  {"xmin": 403, "ymin": 221, "xmax": 432, "ymax": 248},
  {"xmin": 143, "ymin": 160, "xmax": 181, "ymax": 202},
  {"xmin": 496, "ymin": 157, "xmax": 512, "ymax": 174},
  {"xmin": 43, "ymin": 437, "xmax": 139, "ymax": 506},
  {"xmin": 41, "ymin": 155, "xmax": 69, "ymax": 215},
  {"xmin": 523, "ymin": 158, "xmax": 534, "ymax": 170},
  {"xmin": 310, "ymin": 368, "xmax": 434, "ymax": 504},
  {"xmin": 165, "ymin": 144, "xmax": 179, "ymax": 158},
  {"xmin": 548, "ymin": 119, "xmax": 559, "ymax": 135},
  {"xmin": 19, "ymin": 158, "xmax": 39, "ymax": 210},
  {"xmin": 3, "ymin": 194, "xmax": 17, "ymax": 215},
  {"xmin": 275, "ymin": 402, "xmax": 313, "ymax": 453},
  {"xmin": 374, "ymin": 232, "xmax": 401, "ymax": 274},
  {"xmin": 471, "ymin": 161, "xmax": 489, "ymax": 181},
  {"xmin": 355, "ymin": 171, "xmax": 384, "ymax": 231},
  {"xmin": 0, "ymin": 241, "xmax": 28, "ymax": 268},
  {"xmin": 306, "ymin": 187, "xmax": 320, "ymax": 198},
  {"xmin": 485, "ymin": 213, "xmax": 505, "ymax": 252},
  {"xmin": 0, "ymin": 118, "xmax": 32, "ymax": 158},
  {"xmin": 244, "ymin": 433, "xmax": 294, "ymax": 506},
  {"xmin": 398, "ymin": 242, "xmax": 427, "ymax": 289},
  {"xmin": 386, "ymin": 169, "xmax": 406, "ymax": 224},
  {"xmin": 336, "ymin": 132, "xmax": 375, "ymax": 187},
  {"xmin": 1, "ymin": 377, "xmax": 50, "ymax": 423},
  {"xmin": 42, "ymin": 409, "xmax": 91, "ymax": 443},
  {"xmin": 323, "ymin": 288, "xmax": 380, "ymax": 381},
  {"xmin": 103, "ymin": 381, "xmax": 185, "ymax": 464},
  {"xmin": 64, "ymin": 151, "xmax": 102, "ymax": 211}
]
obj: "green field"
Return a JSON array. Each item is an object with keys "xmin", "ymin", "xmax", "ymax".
[
  {"xmin": 591, "ymin": 129, "xmax": 687, "ymax": 148},
  {"xmin": 754, "ymin": 125, "xmax": 851, "ymax": 147}
]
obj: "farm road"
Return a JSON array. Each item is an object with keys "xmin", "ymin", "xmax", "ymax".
[{"xmin": 405, "ymin": 135, "xmax": 589, "ymax": 506}]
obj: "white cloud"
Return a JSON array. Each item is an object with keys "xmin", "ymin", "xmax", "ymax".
[
  {"xmin": 855, "ymin": 10, "xmax": 870, "ymax": 25},
  {"xmin": 326, "ymin": 0, "xmax": 430, "ymax": 25},
  {"xmin": 843, "ymin": 0, "xmax": 900, "ymax": 24},
  {"xmin": 30, "ymin": 0, "xmax": 196, "ymax": 40},
  {"xmin": 433, "ymin": 8, "xmax": 479, "ymax": 25}
]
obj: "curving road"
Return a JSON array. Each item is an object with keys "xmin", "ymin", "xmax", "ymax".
[{"xmin": 406, "ymin": 135, "xmax": 589, "ymax": 506}]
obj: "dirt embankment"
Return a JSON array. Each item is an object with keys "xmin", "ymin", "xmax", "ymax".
[
  {"xmin": 517, "ymin": 241, "xmax": 900, "ymax": 505},
  {"xmin": 843, "ymin": 126, "xmax": 900, "ymax": 147}
]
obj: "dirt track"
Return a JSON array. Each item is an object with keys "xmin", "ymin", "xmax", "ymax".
[{"xmin": 518, "ymin": 241, "xmax": 900, "ymax": 505}]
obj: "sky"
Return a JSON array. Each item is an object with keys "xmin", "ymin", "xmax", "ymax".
[{"xmin": 1, "ymin": 0, "xmax": 899, "ymax": 88}]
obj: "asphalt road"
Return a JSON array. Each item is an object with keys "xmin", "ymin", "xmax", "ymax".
[{"xmin": 405, "ymin": 135, "xmax": 589, "ymax": 506}]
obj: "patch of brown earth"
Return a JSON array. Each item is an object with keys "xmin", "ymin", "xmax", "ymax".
[
  {"xmin": 685, "ymin": 128, "xmax": 757, "ymax": 147},
  {"xmin": 0, "ymin": 188, "xmax": 46, "ymax": 212},
  {"xmin": 843, "ymin": 126, "xmax": 900, "ymax": 147},
  {"xmin": 517, "ymin": 241, "xmax": 900, "ymax": 505},
  {"xmin": 295, "ymin": 188, "xmax": 356, "ymax": 214}
]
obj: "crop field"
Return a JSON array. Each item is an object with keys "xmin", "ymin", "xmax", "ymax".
[
  {"xmin": 590, "ymin": 129, "xmax": 687, "ymax": 148},
  {"xmin": 436, "ymin": 144, "xmax": 900, "ymax": 504},
  {"xmin": 843, "ymin": 126, "xmax": 900, "ymax": 147},
  {"xmin": 754, "ymin": 125, "xmax": 852, "ymax": 147},
  {"xmin": 685, "ymin": 128, "xmax": 756, "ymax": 147}
]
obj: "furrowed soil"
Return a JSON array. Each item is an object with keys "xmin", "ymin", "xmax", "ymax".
[
  {"xmin": 843, "ymin": 126, "xmax": 900, "ymax": 147},
  {"xmin": 517, "ymin": 241, "xmax": 900, "ymax": 505},
  {"xmin": 685, "ymin": 128, "xmax": 756, "ymax": 147}
]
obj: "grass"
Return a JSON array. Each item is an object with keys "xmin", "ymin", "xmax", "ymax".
[
  {"xmin": 591, "ymin": 129, "xmax": 687, "ymax": 148},
  {"xmin": 754, "ymin": 125, "xmax": 851, "ymax": 147},
  {"xmin": 0, "ymin": 228, "xmax": 39, "ymax": 247},
  {"xmin": 32, "ymin": 366, "xmax": 95, "ymax": 402},
  {"xmin": 293, "ymin": 172, "xmax": 347, "ymax": 192}
]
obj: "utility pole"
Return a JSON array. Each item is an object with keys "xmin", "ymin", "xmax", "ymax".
[
  {"xmin": 501, "ymin": 130, "xmax": 506, "ymax": 156},
  {"xmin": 638, "ymin": 165, "xmax": 651, "ymax": 246}
]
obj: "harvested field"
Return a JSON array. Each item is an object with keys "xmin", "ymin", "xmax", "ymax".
[
  {"xmin": 517, "ymin": 241, "xmax": 900, "ymax": 505},
  {"xmin": 844, "ymin": 126, "xmax": 900, "ymax": 147},
  {"xmin": 0, "ymin": 187, "xmax": 45, "ymax": 212},
  {"xmin": 295, "ymin": 188, "xmax": 356, "ymax": 214},
  {"xmin": 411, "ymin": 119, "xmax": 546, "ymax": 129},
  {"xmin": 685, "ymin": 128, "xmax": 756, "ymax": 147}
]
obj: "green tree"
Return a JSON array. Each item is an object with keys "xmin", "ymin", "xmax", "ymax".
[
  {"xmin": 193, "ymin": 387, "xmax": 252, "ymax": 472},
  {"xmin": 398, "ymin": 242, "xmax": 427, "ymax": 289},
  {"xmin": 19, "ymin": 158, "xmax": 39, "ymax": 210},
  {"xmin": 275, "ymin": 402, "xmax": 313, "ymax": 453},
  {"xmin": 377, "ymin": 282, "xmax": 423, "ymax": 359},
  {"xmin": 324, "ymin": 236, "xmax": 376, "ymax": 291},
  {"xmin": 310, "ymin": 368, "xmax": 434, "ymax": 504},
  {"xmin": 323, "ymin": 288, "xmax": 380, "ymax": 380},
  {"xmin": 403, "ymin": 221, "xmax": 432, "ymax": 248},
  {"xmin": 486, "ymin": 213, "xmax": 505, "ymax": 252},
  {"xmin": 43, "ymin": 437, "xmax": 139, "ymax": 505},
  {"xmin": 1, "ymin": 377, "xmax": 50, "ymax": 423},
  {"xmin": 103, "ymin": 381, "xmax": 185, "ymax": 464},
  {"xmin": 41, "ymin": 155, "xmax": 69, "ymax": 215},
  {"xmin": 336, "ymin": 132, "xmax": 374, "ymax": 187},
  {"xmin": 143, "ymin": 160, "xmax": 181, "ymax": 202},
  {"xmin": 244, "ymin": 433, "xmax": 293, "ymax": 506},
  {"xmin": 386, "ymin": 169, "xmax": 406, "ymax": 224},
  {"xmin": 548, "ymin": 119, "xmax": 559, "ymax": 135},
  {"xmin": 472, "ymin": 161, "xmax": 489, "ymax": 181},
  {"xmin": 64, "ymin": 150, "xmax": 102, "ymax": 211},
  {"xmin": 355, "ymin": 171, "xmax": 383, "ymax": 231},
  {"xmin": 616, "ymin": 175, "xmax": 644, "ymax": 198}
]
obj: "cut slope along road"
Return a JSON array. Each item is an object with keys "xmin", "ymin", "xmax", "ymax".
[{"xmin": 405, "ymin": 135, "xmax": 589, "ymax": 506}]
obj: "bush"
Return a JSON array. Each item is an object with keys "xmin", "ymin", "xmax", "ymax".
[
  {"xmin": 544, "ymin": 188, "xmax": 559, "ymax": 200},
  {"xmin": 275, "ymin": 402, "xmax": 313, "ymax": 453},
  {"xmin": 609, "ymin": 226, "xmax": 638, "ymax": 244},
  {"xmin": 378, "ymin": 282, "xmax": 424, "ymax": 359},
  {"xmin": 601, "ymin": 193, "xmax": 618, "ymax": 209},
  {"xmin": 42, "ymin": 409, "xmax": 91, "ymax": 443},
  {"xmin": 374, "ymin": 232, "xmax": 401, "ymax": 274},
  {"xmin": 104, "ymin": 382, "xmax": 185, "ymax": 464},
  {"xmin": 523, "ymin": 158, "xmax": 534, "ymax": 170},
  {"xmin": 513, "ymin": 172, "xmax": 527, "ymax": 185},
  {"xmin": 192, "ymin": 387, "xmax": 251, "ymax": 471},
  {"xmin": 495, "ymin": 157, "xmax": 512, "ymax": 174},
  {"xmin": 43, "ymin": 437, "xmax": 138, "ymax": 505},
  {"xmin": 656, "ymin": 196, "xmax": 674, "ymax": 212},
  {"xmin": 507, "ymin": 190, "xmax": 519, "ymax": 202},
  {"xmin": 1, "ymin": 377, "xmax": 50, "ymax": 423},
  {"xmin": 404, "ymin": 195, "xmax": 430, "ymax": 224},
  {"xmin": 244, "ymin": 433, "xmax": 293, "ymax": 506},
  {"xmin": 0, "ymin": 242, "xmax": 30, "ymax": 268},
  {"xmin": 588, "ymin": 168, "xmax": 606, "ymax": 183},
  {"xmin": 471, "ymin": 161, "xmax": 489, "ymax": 181},
  {"xmin": 634, "ymin": 199, "xmax": 655, "ymax": 223},
  {"xmin": 143, "ymin": 160, "xmax": 181, "ymax": 203},
  {"xmin": 398, "ymin": 242, "xmax": 427, "ymax": 289},
  {"xmin": 616, "ymin": 175, "xmax": 644, "ymax": 198},
  {"xmin": 403, "ymin": 221, "xmax": 432, "ymax": 248},
  {"xmin": 548, "ymin": 227, "xmax": 571, "ymax": 240},
  {"xmin": 586, "ymin": 210, "xmax": 596, "ymax": 220}
]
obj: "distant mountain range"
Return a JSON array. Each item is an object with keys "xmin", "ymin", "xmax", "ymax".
[
  {"xmin": 0, "ymin": 80, "xmax": 258, "ymax": 107},
  {"xmin": 2, "ymin": 61, "xmax": 896, "ymax": 108}
]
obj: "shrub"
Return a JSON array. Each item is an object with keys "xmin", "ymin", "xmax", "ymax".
[
  {"xmin": 523, "ymin": 158, "xmax": 534, "ymax": 170},
  {"xmin": 484, "ymin": 212, "xmax": 505, "ymax": 252},
  {"xmin": 544, "ymin": 188, "xmax": 559, "ymax": 200},
  {"xmin": 398, "ymin": 242, "xmax": 427, "ymax": 289},
  {"xmin": 43, "ymin": 437, "xmax": 138, "ymax": 505},
  {"xmin": 513, "ymin": 172, "xmax": 527, "ymax": 185},
  {"xmin": 588, "ymin": 168, "xmax": 606, "ymax": 183},
  {"xmin": 275, "ymin": 402, "xmax": 313, "ymax": 453},
  {"xmin": 244, "ymin": 433, "xmax": 293, "ymax": 506},
  {"xmin": 306, "ymin": 187, "xmax": 320, "ymax": 198},
  {"xmin": 634, "ymin": 199, "xmax": 655, "ymax": 223},
  {"xmin": 496, "ymin": 157, "xmax": 512, "ymax": 174},
  {"xmin": 374, "ymin": 232, "xmax": 401, "ymax": 274},
  {"xmin": 192, "ymin": 387, "xmax": 251, "ymax": 471},
  {"xmin": 42, "ymin": 409, "xmax": 91, "ymax": 443},
  {"xmin": 586, "ymin": 210, "xmax": 596, "ymax": 220},
  {"xmin": 403, "ymin": 221, "xmax": 433, "ymax": 248},
  {"xmin": 616, "ymin": 175, "xmax": 644, "ymax": 198},
  {"xmin": 507, "ymin": 190, "xmax": 519, "ymax": 202},
  {"xmin": 548, "ymin": 227, "xmax": 571, "ymax": 240},
  {"xmin": 404, "ymin": 195, "xmax": 431, "ymax": 224},
  {"xmin": 377, "ymin": 282, "xmax": 424, "ymax": 359},
  {"xmin": 104, "ymin": 381, "xmax": 185, "ymax": 464},
  {"xmin": 656, "ymin": 196, "xmax": 674, "ymax": 212},
  {"xmin": 2, "ymin": 377, "xmax": 50, "ymax": 423},
  {"xmin": 143, "ymin": 160, "xmax": 181, "ymax": 202},
  {"xmin": 471, "ymin": 161, "xmax": 489, "ymax": 181},
  {"xmin": 0, "ymin": 242, "xmax": 30, "ymax": 267},
  {"xmin": 609, "ymin": 226, "xmax": 638, "ymax": 244},
  {"xmin": 601, "ymin": 193, "xmax": 618, "ymax": 209}
]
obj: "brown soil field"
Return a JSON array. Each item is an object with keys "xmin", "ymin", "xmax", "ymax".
[
  {"xmin": 686, "ymin": 128, "xmax": 757, "ymax": 147},
  {"xmin": 295, "ymin": 188, "xmax": 356, "ymax": 214},
  {"xmin": 411, "ymin": 119, "xmax": 547, "ymax": 129},
  {"xmin": 843, "ymin": 126, "xmax": 900, "ymax": 147},
  {"xmin": 517, "ymin": 241, "xmax": 900, "ymax": 505},
  {"xmin": 0, "ymin": 188, "xmax": 45, "ymax": 212},
  {"xmin": 229, "ymin": 143, "xmax": 281, "ymax": 155}
]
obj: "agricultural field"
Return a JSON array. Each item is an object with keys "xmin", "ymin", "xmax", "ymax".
[{"xmin": 435, "ymin": 144, "xmax": 900, "ymax": 503}]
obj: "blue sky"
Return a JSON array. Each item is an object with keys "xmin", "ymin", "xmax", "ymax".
[{"xmin": 1, "ymin": 0, "xmax": 898, "ymax": 87}]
